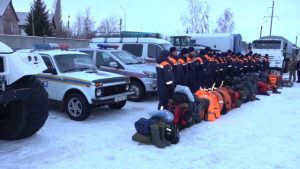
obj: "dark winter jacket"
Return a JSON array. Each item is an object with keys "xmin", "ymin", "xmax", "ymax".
[
  {"xmin": 289, "ymin": 56, "xmax": 298, "ymax": 71},
  {"xmin": 168, "ymin": 54, "xmax": 183, "ymax": 86},
  {"xmin": 178, "ymin": 54, "xmax": 189, "ymax": 86},
  {"xmin": 262, "ymin": 57, "xmax": 270, "ymax": 71},
  {"xmin": 156, "ymin": 51, "xmax": 175, "ymax": 99}
]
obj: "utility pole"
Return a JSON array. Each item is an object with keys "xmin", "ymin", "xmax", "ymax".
[
  {"xmin": 68, "ymin": 15, "xmax": 70, "ymax": 38},
  {"xmin": 31, "ymin": 9, "xmax": 35, "ymax": 36},
  {"xmin": 264, "ymin": 1, "xmax": 279, "ymax": 36},
  {"xmin": 119, "ymin": 18, "xmax": 122, "ymax": 34},
  {"xmin": 120, "ymin": 6, "xmax": 126, "ymax": 31}
]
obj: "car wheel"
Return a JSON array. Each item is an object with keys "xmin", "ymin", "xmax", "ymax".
[
  {"xmin": 65, "ymin": 93, "xmax": 91, "ymax": 121},
  {"xmin": 128, "ymin": 81, "xmax": 145, "ymax": 102},
  {"xmin": 108, "ymin": 101, "xmax": 126, "ymax": 109}
]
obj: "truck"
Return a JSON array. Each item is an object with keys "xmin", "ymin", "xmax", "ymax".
[
  {"xmin": 185, "ymin": 33, "xmax": 243, "ymax": 53},
  {"xmin": 251, "ymin": 36, "xmax": 294, "ymax": 74},
  {"xmin": 0, "ymin": 41, "xmax": 49, "ymax": 140},
  {"xmin": 90, "ymin": 31, "xmax": 173, "ymax": 64},
  {"xmin": 168, "ymin": 35, "xmax": 221, "ymax": 54}
]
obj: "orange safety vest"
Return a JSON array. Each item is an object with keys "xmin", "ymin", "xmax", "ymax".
[
  {"xmin": 178, "ymin": 58, "xmax": 186, "ymax": 66},
  {"xmin": 156, "ymin": 61, "xmax": 172, "ymax": 69},
  {"xmin": 168, "ymin": 57, "xmax": 178, "ymax": 66},
  {"xmin": 195, "ymin": 57, "xmax": 203, "ymax": 64},
  {"xmin": 195, "ymin": 90, "xmax": 221, "ymax": 121},
  {"xmin": 268, "ymin": 74, "xmax": 278, "ymax": 87}
]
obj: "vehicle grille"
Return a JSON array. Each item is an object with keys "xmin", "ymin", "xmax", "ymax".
[
  {"xmin": 268, "ymin": 56, "xmax": 274, "ymax": 60},
  {"xmin": 102, "ymin": 84, "xmax": 127, "ymax": 97}
]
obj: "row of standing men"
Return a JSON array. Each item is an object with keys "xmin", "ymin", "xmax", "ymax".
[{"xmin": 155, "ymin": 46, "xmax": 270, "ymax": 110}]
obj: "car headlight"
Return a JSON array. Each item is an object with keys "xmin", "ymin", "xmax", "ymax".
[
  {"xmin": 126, "ymin": 84, "xmax": 129, "ymax": 91},
  {"xmin": 96, "ymin": 88, "xmax": 102, "ymax": 97},
  {"xmin": 143, "ymin": 71, "xmax": 157, "ymax": 78}
]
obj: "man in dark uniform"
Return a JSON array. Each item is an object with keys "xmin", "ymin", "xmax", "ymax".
[
  {"xmin": 217, "ymin": 53, "xmax": 225, "ymax": 87},
  {"xmin": 168, "ymin": 47, "xmax": 183, "ymax": 86},
  {"xmin": 205, "ymin": 49, "xmax": 215, "ymax": 91},
  {"xmin": 250, "ymin": 53, "xmax": 257, "ymax": 72},
  {"xmin": 194, "ymin": 50, "xmax": 205, "ymax": 90},
  {"xmin": 212, "ymin": 51, "xmax": 220, "ymax": 87},
  {"xmin": 255, "ymin": 54, "xmax": 262, "ymax": 73},
  {"xmin": 237, "ymin": 53, "xmax": 244, "ymax": 76},
  {"xmin": 296, "ymin": 55, "xmax": 300, "ymax": 83},
  {"xmin": 187, "ymin": 47, "xmax": 196, "ymax": 93},
  {"xmin": 243, "ymin": 54, "xmax": 249, "ymax": 74},
  {"xmin": 156, "ymin": 50, "xmax": 175, "ymax": 110},
  {"xmin": 262, "ymin": 54, "xmax": 270, "ymax": 72},
  {"xmin": 178, "ymin": 48, "xmax": 190, "ymax": 86},
  {"xmin": 226, "ymin": 50, "xmax": 234, "ymax": 77}
]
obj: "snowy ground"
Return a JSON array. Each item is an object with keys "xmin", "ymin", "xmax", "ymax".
[{"xmin": 1, "ymin": 74, "xmax": 300, "ymax": 169}]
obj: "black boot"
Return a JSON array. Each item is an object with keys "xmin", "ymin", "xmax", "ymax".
[{"xmin": 273, "ymin": 88, "xmax": 281, "ymax": 94}]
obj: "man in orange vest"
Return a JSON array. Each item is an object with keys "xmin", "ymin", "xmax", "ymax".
[
  {"xmin": 194, "ymin": 50, "xmax": 205, "ymax": 90},
  {"xmin": 187, "ymin": 47, "xmax": 196, "ymax": 93},
  {"xmin": 156, "ymin": 50, "xmax": 175, "ymax": 110}
]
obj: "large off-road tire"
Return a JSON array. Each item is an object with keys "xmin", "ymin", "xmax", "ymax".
[
  {"xmin": 108, "ymin": 101, "xmax": 127, "ymax": 109},
  {"xmin": 0, "ymin": 76, "xmax": 49, "ymax": 140},
  {"xmin": 64, "ymin": 93, "xmax": 91, "ymax": 121},
  {"xmin": 128, "ymin": 80, "xmax": 145, "ymax": 102}
]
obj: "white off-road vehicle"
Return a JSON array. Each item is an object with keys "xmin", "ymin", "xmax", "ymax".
[
  {"xmin": 0, "ymin": 41, "xmax": 49, "ymax": 140},
  {"xmin": 17, "ymin": 43, "xmax": 134, "ymax": 121}
]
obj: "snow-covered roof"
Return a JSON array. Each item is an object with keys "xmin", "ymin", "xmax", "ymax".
[
  {"xmin": 187, "ymin": 33, "xmax": 233, "ymax": 38},
  {"xmin": 16, "ymin": 12, "xmax": 54, "ymax": 26},
  {"xmin": 0, "ymin": 0, "xmax": 10, "ymax": 16},
  {"xmin": 91, "ymin": 37, "xmax": 171, "ymax": 44}
]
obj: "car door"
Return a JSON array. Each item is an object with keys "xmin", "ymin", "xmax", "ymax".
[
  {"xmin": 95, "ymin": 52, "xmax": 120, "ymax": 75},
  {"xmin": 39, "ymin": 55, "xmax": 58, "ymax": 99},
  {"xmin": 146, "ymin": 44, "xmax": 162, "ymax": 64}
]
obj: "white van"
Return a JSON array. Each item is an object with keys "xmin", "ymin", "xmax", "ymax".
[{"xmin": 89, "ymin": 37, "xmax": 173, "ymax": 64}]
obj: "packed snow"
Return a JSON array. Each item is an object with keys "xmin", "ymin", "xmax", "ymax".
[{"xmin": 1, "ymin": 74, "xmax": 300, "ymax": 169}]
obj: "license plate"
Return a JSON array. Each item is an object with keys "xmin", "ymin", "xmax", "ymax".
[{"xmin": 115, "ymin": 96, "xmax": 127, "ymax": 102}]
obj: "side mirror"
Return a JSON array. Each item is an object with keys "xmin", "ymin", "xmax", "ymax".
[
  {"xmin": 248, "ymin": 43, "xmax": 251, "ymax": 50},
  {"xmin": 43, "ymin": 67, "xmax": 57, "ymax": 75},
  {"xmin": 109, "ymin": 62, "xmax": 118, "ymax": 68},
  {"xmin": 284, "ymin": 43, "xmax": 287, "ymax": 49}
]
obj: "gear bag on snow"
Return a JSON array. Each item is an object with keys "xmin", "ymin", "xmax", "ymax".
[
  {"xmin": 134, "ymin": 118, "xmax": 154, "ymax": 136},
  {"xmin": 165, "ymin": 122, "xmax": 180, "ymax": 144}
]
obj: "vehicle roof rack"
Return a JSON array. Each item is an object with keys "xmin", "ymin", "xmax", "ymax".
[{"xmin": 94, "ymin": 31, "xmax": 162, "ymax": 43}]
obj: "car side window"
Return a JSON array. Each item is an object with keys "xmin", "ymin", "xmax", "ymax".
[
  {"xmin": 96, "ymin": 52, "xmax": 115, "ymax": 67},
  {"xmin": 122, "ymin": 44, "xmax": 143, "ymax": 57},
  {"xmin": 148, "ymin": 44, "xmax": 162, "ymax": 58},
  {"xmin": 41, "ymin": 56, "xmax": 54, "ymax": 69},
  {"xmin": 80, "ymin": 51, "xmax": 94, "ymax": 60}
]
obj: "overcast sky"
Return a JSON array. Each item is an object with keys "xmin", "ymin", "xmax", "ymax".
[{"xmin": 13, "ymin": 0, "xmax": 300, "ymax": 44}]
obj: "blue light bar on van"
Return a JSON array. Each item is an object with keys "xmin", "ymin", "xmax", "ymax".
[
  {"xmin": 97, "ymin": 44, "xmax": 119, "ymax": 49},
  {"xmin": 192, "ymin": 44, "xmax": 208, "ymax": 47},
  {"xmin": 32, "ymin": 43, "xmax": 60, "ymax": 50}
]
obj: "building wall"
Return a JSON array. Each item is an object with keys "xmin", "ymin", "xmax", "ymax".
[
  {"xmin": 2, "ymin": 3, "xmax": 19, "ymax": 35},
  {"xmin": 0, "ymin": 34, "xmax": 90, "ymax": 50}
]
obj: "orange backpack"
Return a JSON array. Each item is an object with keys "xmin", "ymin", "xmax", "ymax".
[
  {"xmin": 268, "ymin": 74, "xmax": 278, "ymax": 87},
  {"xmin": 210, "ymin": 91, "xmax": 223, "ymax": 116},
  {"xmin": 215, "ymin": 88, "xmax": 232, "ymax": 112},
  {"xmin": 195, "ymin": 90, "xmax": 220, "ymax": 121}
]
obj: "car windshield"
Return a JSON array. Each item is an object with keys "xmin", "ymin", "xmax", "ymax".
[
  {"xmin": 160, "ymin": 44, "xmax": 174, "ymax": 50},
  {"xmin": 110, "ymin": 51, "xmax": 143, "ymax": 65},
  {"xmin": 54, "ymin": 54, "xmax": 98, "ymax": 73},
  {"xmin": 254, "ymin": 42, "xmax": 281, "ymax": 49}
]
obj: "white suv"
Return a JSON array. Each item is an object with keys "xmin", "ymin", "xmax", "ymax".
[{"xmin": 17, "ymin": 43, "xmax": 134, "ymax": 121}]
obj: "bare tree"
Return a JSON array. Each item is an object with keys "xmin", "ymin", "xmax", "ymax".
[
  {"xmin": 53, "ymin": 0, "xmax": 63, "ymax": 37},
  {"xmin": 97, "ymin": 15, "xmax": 122, "ymax": 36},
  {"xmin": 72, "ymin": 7, "xmax": 96, "ymax": 39},
  {"xmin": 213, "ymin": 8, "xmax": 235, "ymax": 33},
  {"xmin": 181, "ymin": 0, "xmax": 211, "ymax": 34}
]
